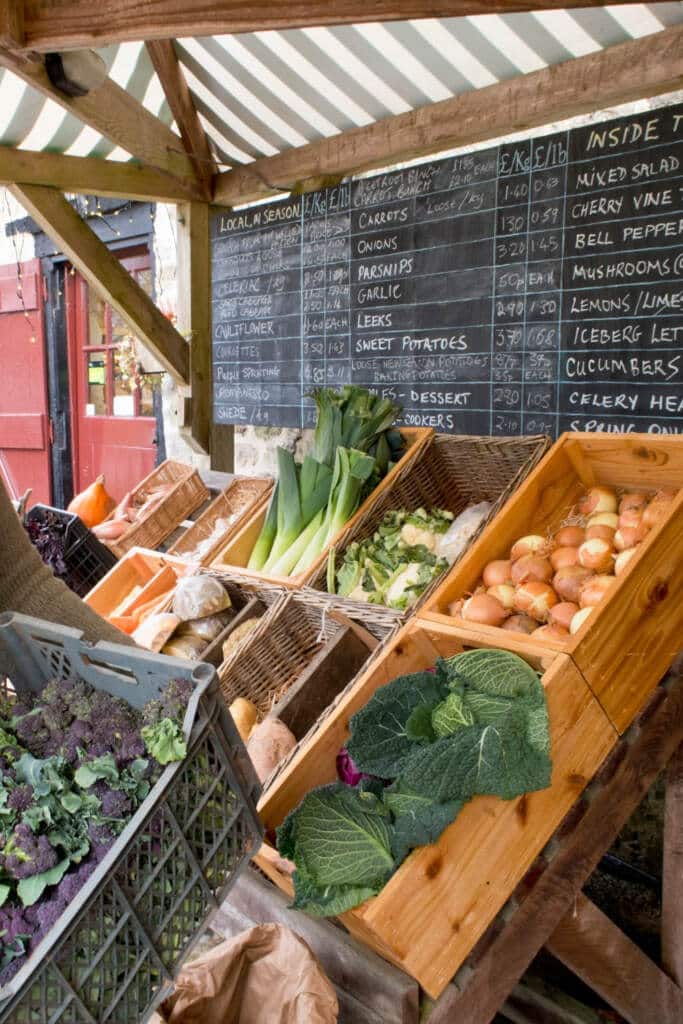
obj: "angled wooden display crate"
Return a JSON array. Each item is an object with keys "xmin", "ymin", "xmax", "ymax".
[
  {"xmin": 255, "ymin": 617, "xmax": 617, "ymax": 998},
  {"xmin": 209, "ymin": 427, "xmax": 433, "ymax": 589},
  {"xmin": 168, "ymin": 476, "xmax": 272, "ymax": 564},
  {"xmin": 421, "ymin": 432, "xmax": 683, "ymax": 734}
]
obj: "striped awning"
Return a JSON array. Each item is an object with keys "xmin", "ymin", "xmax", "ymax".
[{"xmin": 0, "ymin": 3, "xmax": 681, "ymax": 171}]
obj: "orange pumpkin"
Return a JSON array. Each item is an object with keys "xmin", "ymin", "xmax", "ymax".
[{"xmin": 67, "ymin": 475, "xmax": 116, "ymax": 528}]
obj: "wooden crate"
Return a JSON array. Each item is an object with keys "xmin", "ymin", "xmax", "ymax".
[
  {"xmin": 421, "ymin": 432, "xmax": 683, "ymax": 734},
  {"xmin": 84, "ymin": 547, "xmax": 190, "ymax": 622},
  {"xmin": 168, "ymin": 476, "xmax": 273, "ymax": 565},
  {"xmin": 255, "ymin": 617, "xmax": 617, "ymax": 999},
  {"xmin": 209, "ymin": 427, "xmax": 433, "ymax": 588},
  {"xmin": 305, "ymin": 432, "xmax": 550, "ymax": 612},
  {"xmin": 105, "ymin": 459, "xmax": 210, "ymax": 558}
]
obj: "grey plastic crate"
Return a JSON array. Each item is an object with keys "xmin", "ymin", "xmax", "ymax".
[{"xmin": 0, "ymin": 612, "xmax": 263, "ymax": 1024}]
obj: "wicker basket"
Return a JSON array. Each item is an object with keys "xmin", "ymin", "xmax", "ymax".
[
  {"xmin": 168, "ymin": 477, "xmax": 273, "ymax": 565},
  {"xmin": 306, "ymin": 433, "xmax": 551, "ymax": 616},
  {"xmin": 0, "ymin": 613, "xmax": 261, "ymax": 1023},
  {"xmin": 106, "ymin": 460, "xmax": 210, "ymax": 558},
  {"xmin": 216, "ymin": 591, "xmax": 397, "ymax": 793}
]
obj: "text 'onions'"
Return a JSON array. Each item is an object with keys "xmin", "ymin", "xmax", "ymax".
[
  {"xmin": 482, "ymin": 559, "xmax": 512, "ymax": 588},
  {"xmin": 461, "ymin": 593, "xmax": 508, "ymax": 627},
  {"xmin": 579, "ymin": 487, "xmax": 617, "ymax": 516},
  {"xmin": 513, "ymin": 581, "xmax": 557, "ymax": 622}
]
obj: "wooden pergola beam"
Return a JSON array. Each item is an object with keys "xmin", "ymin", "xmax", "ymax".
[
  {"xmin": 0, "ymin": 46, "xmax": 197, "ymax": 186},
  {"xmin": 20, "ymin": 0, "xmax": 652, "ymax": 51},
  {"xmin": 0, "ymin": 145, "xmax": 203, "ymax": 201},
  {"xmin": 147, "ymin": 39, "xmax": 216, "ymax": 201},
  {"xmin": 176, "ymin": 201, "xmax": 212, "ymax": 453},
  {"xmin": 214, "ymin": 24, "xmax": 683, "ymax": 207},
  {"xmin": 11, "ymin": 183, "xmax": 189, "ymax": 383}
]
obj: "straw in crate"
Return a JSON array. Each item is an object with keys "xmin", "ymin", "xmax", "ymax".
[
  {"xmin": 307, "ymin": 433, "xmax": 551, "ymax": 617},
  {"xmin": 168, "ymin": 477, "xmax": 273, "ymax": 565},
  {"xmin": 0, "ymin": 613, "xmax": 261, "ymax": 1024},
  {"xmin": 104, "ymin": 460, "xmax": 210, "ymax": 558}
]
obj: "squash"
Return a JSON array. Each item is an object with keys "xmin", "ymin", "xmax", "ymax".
[{"xmin": 67, "ymin": 475, "xmax": 116, "ymax": 528}]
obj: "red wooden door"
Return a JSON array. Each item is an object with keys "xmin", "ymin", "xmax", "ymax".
[
  {"xmin": 66, "ymin": 251, "xmax": 159, "ymax": 503},
  {"xmin": 0, "ymin": 259, "xmax": 51, "ymax": 506}
]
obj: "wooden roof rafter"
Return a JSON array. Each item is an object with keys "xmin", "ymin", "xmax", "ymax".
[{"xmin": 16, "ymin": 0, "xmax": 655, "ymax": 51}]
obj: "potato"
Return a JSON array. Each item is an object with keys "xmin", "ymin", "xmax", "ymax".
[
  {"xmin": 246, "ymin": 718, "xmax": 296, "ymax": 783},
  {"xmin": 228, "ymin": 697, "xmax": 258, "ymax": 744}
]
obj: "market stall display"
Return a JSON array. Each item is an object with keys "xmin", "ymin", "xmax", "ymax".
[
  {"xmin": 0, "ymin": 613, "xmax": 261, "ymax": 1022},
  {"xmin": 423, "ymin": 433, "xmax": 683, "ymax": 733}
]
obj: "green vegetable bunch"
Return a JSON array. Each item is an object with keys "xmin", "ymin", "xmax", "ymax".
[
  {"xmin": 247, "ymin": 386, "xmax": 404, "ymax": 577},
  {"xmin": 278, "ymin": 649, "xmax": 552, "ymax": 917},
  {"xmin": 329, "ymin": 506, "xmax": 454, "ymax": 609}
]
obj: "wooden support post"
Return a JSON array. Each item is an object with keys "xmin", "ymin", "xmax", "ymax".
[
  {"xmin": 0, "ymin": 0, "xmax": 23, "ymax": 48},
  {"xmin": 546, "ymin": 894, "xmax": 683, "ymax": 1024},
  {"xmin": 176, "ymin": 201, "xmax": 222, "ymax": 458},
  {"xmin": 12, "ymin": 184, "xmax": 189, "ymax": 383},
  {"xmin": 662, "ymin": 740, "xmax": 683, "ymax": 987},
  {"xmin": 429, "ymin": 672, "xmax": 683, "ymax": 1024}
]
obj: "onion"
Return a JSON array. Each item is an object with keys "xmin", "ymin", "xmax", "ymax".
[
  {"xmin": 447, "ymin": 598, "xmax": 465, "ymax": 617},
  {"xmin": 502, "ymin": 614, "xmax": 537, "ymax": 635},
  {"xmin": 553, "ymin": 565, "xmax": 594, "ymax": 603},
  {"xmin": 579, "ymin": 575, "xmax": 615, "ymax": 608},
  {"xmin": 578, "ymin": 538, "xmax": 614, "ymax": 573},
  {"xmin": 618, "ymin": 508, "xmax": 645, "ymax": 530},
  {"xmin": 550, "ymin": 546, "xmax": 579, "ymax": 571},
  {"xmin": 487, "ymin": 584, "xmax": 516, "ymax": 610},
  {"xmin": 510, "ymin": 555, "xmax": 553, "ymax": 585},
  {"xmin": 510, "ymin": 534, "xmax": 548, "ymax": 561},
  {"xmin": 614, "ymin": 548, "xmax": 638, "ymax": 576},
  {"xmin": 643, "ymin": 495, "xmax": 675, "ymax": 530},
  {"xmin": 570, "ymin": 607, "xmax": 593, "ymax": 635},
  {"xmin": 614, "ymin": 524, "xmax": 648, "ymax": 551},
  {"xmin": 587, "ymin": 512, "xmax": 619, "ymax": 530},
  {"xmin": 619, "ymin": 492, "xmax": 648, "ymax": 514},
  {"xmin": 513, "ymin": 581, "xmax": 558, "ymax": 622},
  {"xmin": 585, "ymin": 524, "xmax": 615, "ymax": 542},
  {"xmin": 461, "ymin": 593, "xmax": 508, "ymax": 627},
  {"xmin": 482, "ymin": 559, "xmax": 513, "ymax": 588},
  {"xmin": 533, "ymin": 623, "xmax": 569, "ymax": 641},
  {"xmin": 579, "ymin": 486, "xmax": 617, "ymax": 516},
  {"xmin": 554, "ymin": 525, "xmax": 585, "ymax": 547},
  {"xmin": 549, "ymin": 601, "xmax": 579, "ymax": 630}
]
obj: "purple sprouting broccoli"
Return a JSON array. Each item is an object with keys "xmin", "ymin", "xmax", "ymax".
[
  {"xmin": 143, "ymin": 678, "xmax": 193, "ymax": 729},
  {"xmin": 4, "ymin": 824, "xmax": 58, "ymax": 880},
  {"xmin": 92, "ymin": 781, "xmax": 132, "ymax": 821},
  {"xmin": 87, "ymin": 822, "xmax": 115, "ymax": 861},
  {"xmin": 39, "ymin": 698, "xmax": 72, "ymax": 736},
  {"xmin": 7, "ymin": 785, "xmax": 33, "ymax": 813},
  {"xmin": 14, "ymin": 710, "xmax": 50, "ymax": 758},
  {"xmin": 0, "ymin": 904, "xmax": 30, "ymax": 945},
  {"xmin": 57, "ymin": 719, "xmax": 94, "ymax": 764},
  {"xmin": 0, "ymin": 904, "xmax": 31, "ymax": 984}
]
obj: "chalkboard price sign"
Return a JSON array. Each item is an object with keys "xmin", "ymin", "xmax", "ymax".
[{"xmin": 211, "ymin": 102, "xmax": 683, "ymax": 437}]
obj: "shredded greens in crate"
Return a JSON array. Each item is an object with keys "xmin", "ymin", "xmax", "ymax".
[
  {"xmin": 0, "ymin": 676, "xmax": 193, "ymax": 983},
  {"xmin": 328, "ymin": 502, "xmax": 492, "ymax": 610},
  {"xmin": 277, "ymin": 649, "xmax": 552, "ymax": 917}
]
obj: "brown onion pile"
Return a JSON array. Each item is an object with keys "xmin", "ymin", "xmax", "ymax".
[{"xmin": 449, "ymin": 485, "xmax": 677, "ymax": 641}]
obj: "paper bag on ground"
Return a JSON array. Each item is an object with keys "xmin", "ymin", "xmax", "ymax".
[{"xmin": 158, "ymin": 923, "xmax": 339, "ymax": 1024}]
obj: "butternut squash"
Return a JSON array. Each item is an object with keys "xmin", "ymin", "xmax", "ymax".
[{"xmin": 67, "ymin": 475, "xmax": 116, "ymax": 528}]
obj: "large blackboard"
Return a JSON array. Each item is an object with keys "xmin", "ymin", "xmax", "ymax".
[{"xmin": 211, "ymin": 102, "xmax": 683, "ymax": 437}]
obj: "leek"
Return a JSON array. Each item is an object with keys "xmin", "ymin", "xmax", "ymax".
[
  {"xmin": 267, "ymin": 508, "xmax": 325, "ymax": 577},
  {"xmin": 247, "ymin": 482, "xmax": 279, "ymax": 570}
]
